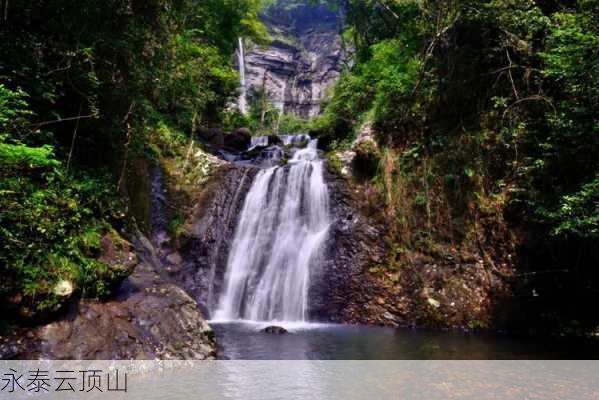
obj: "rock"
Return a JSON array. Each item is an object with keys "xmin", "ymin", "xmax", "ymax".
[
  {"xmin": 236, "ymin": 127, "xmax": 251, "ymax": 136},
  {"xmin": 352, "ymin": 124, "xmax": 380, "ymax": 179},
  {"xmin": 242, "ymin": 3, "xmax": 344, "ymax": 118},
  {"xmin": 261, "ymin": 326, "xmax": 289, "ymax": 335},
  {"xmin": 99, "ymin": 232, "xmax": 139, "ymax": 283},
  {"xmin": 53, "ymin": 280, "xmax": 74, "ymax": 298},
  {"xmin": 427, "ymin": 298, "xmax": 441, "ymax": 309},
  {"xmin": 0, "ymin": 344, "xmax": 19, "ymax": 360},
  {"xmin": 166, "ymin": 252, "xmax": 183, "ymax": 266},
  {"xmin": 223, "ymin": 129, "xmax": 251, "ymax": 152},
  {"xmin": 197, "ymin": 127, "xmax": 224, "ymax": 147},
  {"xmin": 334, "ymin": 150, "xmax": 356, "ymax": 176},
  {"xmin": 38, "ymin": 282, "xmax": 216, "ymax": 360},
  {"xmin": 268, "ymin": 135, "xmax": 283, "ymax": 146},
  {"xmin": 181, "ymin": 167, "xmax": 258, "ymax": 313},
  {"xmin": 383, "ymin": 312, "xmax": 398, "ymax": 323}
]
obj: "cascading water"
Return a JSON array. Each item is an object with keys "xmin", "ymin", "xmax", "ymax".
[
  {"xmin": 281, "ymin": 134, "xmax": 311, "ymax": 146},
  {"xmin": 237, "ymin": 37, "xmax": 248, "ymax": 115},
  {"xmin": 249, "ymin": 136, "xmax": 269, "ymax": 150},
  {"xmin": 214, "ymin": 137, "xmax": 330, "ymax": 323}
]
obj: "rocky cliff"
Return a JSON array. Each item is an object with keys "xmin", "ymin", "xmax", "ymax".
[{"xmin": 241, "ymin": 1, "xmax": 345, "ymax": 118}]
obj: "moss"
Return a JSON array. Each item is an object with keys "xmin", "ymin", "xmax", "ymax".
[{"xmin": 326, "ymin": 152, "xmax": 344, "ymax": 176}]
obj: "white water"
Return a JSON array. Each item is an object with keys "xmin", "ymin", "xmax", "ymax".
[
  {"xmin": 237, "ymin": 37, "xmax": 248, "ymax": 115},
  {"xmin": 214, "ymin": 138, "xmax": 331, "ymax": 323},
  {"xmin": 281, "ymin": 134, "xmax": 311, "ymax": 146},
  {"xmin": 249, "ymin": 136, "xmax": 268, "ymax": 150}
]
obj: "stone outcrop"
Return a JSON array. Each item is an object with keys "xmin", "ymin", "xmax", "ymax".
[
  {"xmin": 309, "ymin": 165, "xmax": 388, "ymax": 321},
  {"xmin": 322, "ymin": 128, "xmax": 513, "ymax": 330},
  {"xmin": 242, "ymin": 2, "xmax": 345, "ymax": 117},
  {"xmin": 1, "ymin": 233, "xmax": 217, "ymax": 360}
]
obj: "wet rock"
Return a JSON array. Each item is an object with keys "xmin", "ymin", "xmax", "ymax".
[
  {"xmin": 308, "ymin": 164, "xmax": 388, "ymax": 321},
  {"xmin": 261, "ymin": 326, "xmax": 289, "ymax": 335},
  {"xmin": 383, "ymin": 312, "xmax": 399, "ymax": 324},
  {"xmin": 166, "ymin": 252, "xmax": 183, "ymax": 266},
  {"xmin": 0, "ymin": 344, "xmax": 19, "ymax": 360},
  {"xmin": 268, "ymin": 135, "xmax": 283, "ymax": 146}
]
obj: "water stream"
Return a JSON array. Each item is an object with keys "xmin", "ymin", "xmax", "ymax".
[
  {"xmin": 214, "ymin": 137, "xmax": 330, "ymax": 322},
  {"xmin": 237, "ymin": 37, "xmax": 248, "ymax": 115}
]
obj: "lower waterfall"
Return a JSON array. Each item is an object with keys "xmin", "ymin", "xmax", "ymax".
[{"xmin": 213, "ymin": 138, "xmax": 330, "ymax": 322}]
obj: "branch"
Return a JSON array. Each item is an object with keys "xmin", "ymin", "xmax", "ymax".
[
  {"xmin": 30, "ymin": 113, "xmax": 98, "ymax": 129},
  {"xmin": 411, "ymin": 13, "xmax": 461, "ymax": 96},
  {"xmin": 502, "ymin": 95, "xmax": 557, "ymax": 121},
  {"xmin": 117, "ymin": 102, "xmax": 136, "ymax": 192},
  {"xmin": 66, "ymin": 104, "xmax": 83, "ymax": 173},
  {"xmin": 375, "ymin": 0, "xmax": 400, "ymax": 20},
  {"xmin": 505, "ymin": 48, "xmax": 520, "ymax": 100}
]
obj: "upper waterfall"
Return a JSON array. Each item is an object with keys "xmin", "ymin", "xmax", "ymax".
[
  {"xmin": 213, "ymin": 136, "xmax": 331, "ymax": 322},
  {"xmin": 237, "ymin": 37, "xmax": 248, "ymax": 115}
]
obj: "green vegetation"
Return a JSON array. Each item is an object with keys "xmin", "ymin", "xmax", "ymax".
[
  {"xmin": 0, "ymin": 0, "xmax": 268, "ymax": 317},
  {"xmin": 226, "ymin": 86, "xmax": 314, "ymax": 136},
  {"xmin": 316, "ymin": 0, "xmax": 599, "ymax": 333}
]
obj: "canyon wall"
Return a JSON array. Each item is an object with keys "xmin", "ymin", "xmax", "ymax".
[{"xmin": 241, "ymin": 2, "xmax": 345, "ymax": 118}]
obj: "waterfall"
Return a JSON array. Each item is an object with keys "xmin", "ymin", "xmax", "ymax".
[
  {"xmin": 237, "ymin": 37, "xmax": 248, "ymax": 115},
  {"xmin": 281, "ymin": 134, "xmax": 311, "ymax": 146},
  {"xmin": 249, "ymin": 136, "xmax": 269, "ymax": 150},
  {"xmin": 214, "ymin": 138, "xmax": 331, "ymax": 322}
]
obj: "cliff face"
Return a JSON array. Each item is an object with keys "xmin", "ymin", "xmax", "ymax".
[{"xmin": 242, "ymin": 2, "xmax": 345, "ymax": 118}]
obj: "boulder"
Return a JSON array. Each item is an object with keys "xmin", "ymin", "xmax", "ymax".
[
  {"xmin": 38, "ymin": 283, "xmax": 217, "ymax": 360},
  {"xmin": 236, "ymin": 127, "xmax": 252, "ymax": 136},
  {"xmin": 223, "ymin": 128, "xmax": 252, "ymax": 152},
  {"xmin": 197, "ymin": 127, "xmax": 224, "ymax": 147},
  {"xmin": 268, "ymin": 135, "xmax": 283, "ymax": 146},
  {"xmin": 261, "ymin": 326, "xmax": 289, "ymax": 335},
  {"xmin": 0, "ymin": 344, "xmax": 19, "ymax": 360}
]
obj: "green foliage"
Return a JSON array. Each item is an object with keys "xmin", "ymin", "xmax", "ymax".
[
  {"xmin": 0, "ymin": 143, "xmax": 59, "ymax": 170},
  {"xmin": 0, "ymin": 0, "xmax": 270, "ymax": 317},
  {"xmin": 278, "ymin": 113, "xmax": 313, "ymax": 134},
  {"xmin": 323, "ymin": 0, "xmax": 598, "ymax": 241},
  {"xmin": 320, "ymin": 0, "xmax": 599, "ymax": 332},
  {"xmin": 0, "ymin": 85, "xmax": 32, "ymax": 137},
  {"xmin": 0, "ymin": 163, "xmax": 127, "ymax": 313},
  {"xmin": 541, "ymin": 179, "xmax": 599, "ymax": 238}
]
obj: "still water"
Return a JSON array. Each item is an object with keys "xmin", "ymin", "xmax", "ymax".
[{"xmin": 212, "ymin": 321, "xmax": 598, "ymax": 360}]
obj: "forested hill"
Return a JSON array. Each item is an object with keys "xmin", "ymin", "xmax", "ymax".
[
  {"xmin": 0, "ymin": 0, "xmax": 269, "ymax": 319},
  {"xmin": 311, "ymin": 0, "xmax": 599, "ymax": 334}
]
